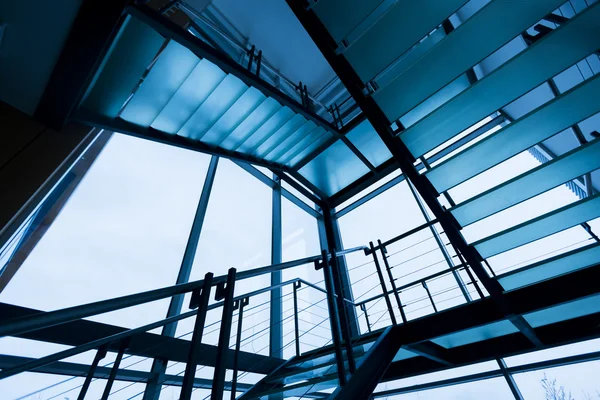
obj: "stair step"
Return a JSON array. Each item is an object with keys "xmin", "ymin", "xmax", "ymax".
[
  {"xmin": 178, "ymin": 74, "xmax": 248, "ymax": 141},
  {"xmin": 264, "ymin": 120, "xmax": 317, "ymax": 162},
  {"xmin": 152, "ymin": 58, "xmax": 226, "ymax": 134},
  {"xmin": 82, "ymin": 16, "xmax": 165, "ymax": 119},
  {"xmin": 253, "ymin": 114, "xmax": 307, "ymax": 158},
  {"xmin": 220, "ymin": 98, "xmax": 282, "ymax": 151},
  {"xmin": 120, "ymin": 40, "xmax": 199, "ymax": 127},
  {"xmin": 235, "ymin": 106, "xmax": 295, "ymax": 153},
  {"xmin": 202, "ymin": 87, "xmax": 266, "ymax": 147}
]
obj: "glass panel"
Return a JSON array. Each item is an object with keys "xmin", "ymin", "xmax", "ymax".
[
  {"xmin": 175, "ymin": 159, "xmax": 272, "ymax": 340},
  {"xmin": 345, "ymin": 119, "xmax": 392, "ymax": 167},
  {"xmin": 0, "ymin": 134, "xmax": 210, "ymax": 328},
  {"xmin": 298, "ymin": 139, "xmax": 370, "ymax": 196},
  {"xmin": 384, "ymin": 376, "xmax": 513, "ymax": 399},
  {"xmin": 513, "ymin": 359, "xmax": 600, "ymax": 399}
]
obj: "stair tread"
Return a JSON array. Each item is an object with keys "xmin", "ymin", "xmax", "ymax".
[
  {"xmin": 120, "ymin": 41, "xmax": 199, "ymax": 127},
  {"xmin": 151, "ymin": 58, "xmax": 226, "ymax": 134}
]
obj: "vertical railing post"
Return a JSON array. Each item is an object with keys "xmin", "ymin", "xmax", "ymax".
[
  {"xmin": 422, "ymin": 281, "xmax": 438, "ymax": 313},
  {"xmin": 377, "ymin": 239, "xmax": 407, "ymax": 324},
  {"xmin": 231, "ymin": 296, "xmax": 249, "ymax": 400},
  {"xmin": 100, "ymin": 338, "xmax": 129, "ymax": 400},
  {"xmin": 317, "ymin": 250, "xmax": 347, "ymax": 385},
  {"xmin": 77, "ymin": 345, "xmax": 107, "ymax": 400},
  {"xmin": 181, "ymin": 273, "xmax": 214, "ymax": 400},
  {"xmin": 212, "ymin": 268, "xmax": 237, "ymax": 399},
  {"xmin": 359, "ymin": 304, "xmax": 371, "ymax": 333},
  {"xmin": 293, "ymin": 280, "xmax": 301, "ymax": 357},
  {"xmin": 368, "ymin": 242, "xmax": 397, "ymax": 326}
]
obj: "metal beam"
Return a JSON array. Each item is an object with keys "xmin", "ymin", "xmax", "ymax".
[
  {"xmin": 329, "ymin": 158, "xmax": 399, "ymax": 208},
  {"xmin": 404, "ymin": 342, "xmax": 454, "ymax": 367},
  {"xmin": 74, "ymin": 110, "xmax": 291, "ymax": 172},
  {"xmin": 287, "ymin": 0, "xmax": 541, "ymax": 347},
  {"xmin": 0, "ymin": 303, "xmax": 284, "ymax": 375},
  {"xmin": 0, "ymin": 355, "xmax": 252, "ymax": 392},
  {"xmin": 328, "ymin": 326, "xmax": 401, "ymax": 400}
]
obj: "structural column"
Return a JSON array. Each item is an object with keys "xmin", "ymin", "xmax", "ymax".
[
  {"xmin": 143, "ymin": 156, "xmax": 219, "ymax": 400},
  {"xmin": 269, "ymin": 174, "xmax": 283, "ymax": 400}
]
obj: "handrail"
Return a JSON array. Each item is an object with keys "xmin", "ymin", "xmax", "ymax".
[
  {"xmin": 0, "ymin": 248, "xmax": 368, "ymax": 339},
  {"xmin": 354, "ymin": 263, "xmax": 466, "ymax": 307},
  {"xmin": 365, "ymin": 220, "xmax": 438, "ymax": 254},
  {"xmin": 0, "ymin": 276, "xmax": 330, "ymax": 380}
]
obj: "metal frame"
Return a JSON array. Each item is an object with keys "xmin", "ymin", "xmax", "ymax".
[{"xmin": 287, "ymin": 0, "xmax": 542, "ymax": 349}]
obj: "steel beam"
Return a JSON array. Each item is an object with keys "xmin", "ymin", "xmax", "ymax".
[
  {"xmin": 287, "ymin": 0, "xmax": 541, "ymax": 347},
  {"xmin": 0, "ymin": 303, "xmax": 284, "ymax": 375},
  {"xmin": 328, "ymin": 326, "xmax": 401, "ymax": 400},
  {"xmin": 0, "ymin": 355, "xmax": 253, "ymax": 392},
  {"xmin": 74, "ymin": 110, "xmax": 291, "ymax": 172}
]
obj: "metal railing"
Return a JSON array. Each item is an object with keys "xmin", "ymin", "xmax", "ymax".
[{"xmin": 0, "ymin": 246, "xmax": 368, "ymax": 399}]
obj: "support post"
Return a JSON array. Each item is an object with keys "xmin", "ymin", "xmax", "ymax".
[
  {"xmin": 317, "ymin": 250, "xmax": 347, "ymax": 385},
  {"xmin": 319, "ymin": 207, "xmax": 359, "ymax": 337},
  {"xmin": 100, "ymin": 338, "xmax": 129, "ymax": 400},
  {"xmin": 293, "ymin": 281, "xmax": 301, "ymax": 357},
  {"xmin": 180, "ymin": 273, "xmax": 214, "ymax": 400},
  {"xmin": 497, "ymin": 359, "xmax": 524, "ymax": 400},
  {"xmin": 231, "ymin": 297, "xmax": 249, "ymax": 399},
  {"xmin": 144, "ymin": 156, "xmax": 218, "ymax": 400},
  {"xmin": 378, "ymin": 240, "xmax": 407, "ymax": 323},
  {"xmin": 270, "ymin": 175, "xmax": 283, "ymax": 361},
  {"xmin": 368, "ymin": 242, "xmax": 397, "ymax": 326},
  {"xmin": 359, "ymin": 304, "xmax": 372, "ymax": 333},
  {"xmin": 212, "ymin": 268, "xmax": 237, "ymax": 399},
  {"xmin": 77, "ymin": 345, "xmax": 107, "ymax": 400},
  {"xmin": 422, "ymin": 281, "xmax": 438, "ymax": 313}
]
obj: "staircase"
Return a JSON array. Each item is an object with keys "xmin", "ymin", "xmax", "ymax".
[{"xmin": 78, "ymin": 12, "xmax": 333, "ymax": 170}]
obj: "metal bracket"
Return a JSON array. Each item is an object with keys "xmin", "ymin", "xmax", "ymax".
[
  {"xmin": 189, "ymin": 287, "xmax": 205, "ymax": 310},
  {"xmin": 293, "ymin": 280, "xmax": 302, "ymax": 289},
  {"xmin": 314, "ymin": 259, "xmax": 327, "ymax": 270},
  {"xmin": 215, "ymin": 281, "xmax": 231, "ymax": 301}
]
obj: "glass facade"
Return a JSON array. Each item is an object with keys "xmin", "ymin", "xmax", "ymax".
[{"xmin": 2, "ymin": 0, "xmax": 600, "ymax": 398}]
